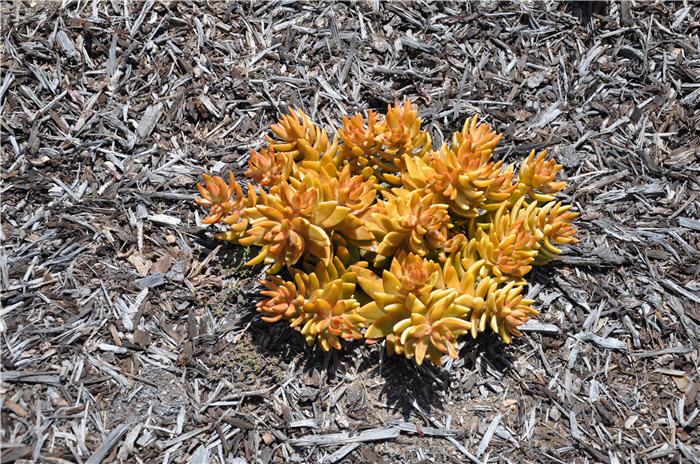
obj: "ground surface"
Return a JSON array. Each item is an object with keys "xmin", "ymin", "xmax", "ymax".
[{"xmin": 1, "ymin": 1, "xmax": 699, "ymax": 463}]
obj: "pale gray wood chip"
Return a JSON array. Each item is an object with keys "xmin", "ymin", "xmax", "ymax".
[
  {"xmin": 632, "ymin": 345, "xmax": 692, "ymax": 358},
  {"xmin": 288, "ymin": 419, "xmax": 318, "ymax": 429},
  {"xmin": 116, "ymin": 423, "xmax": 143, "ymax": 461},
  {"xmin": 519, "ymin": 321, "xmax": 561, "ymax": 335},
  {"xmin": 136, "ymin": 103, "xmax": 163, "ymax": 139},
  {"xmin": 677, "ymin": 441, "xmax": 699, "ymax": 463},
  {"xmin": 146, "ymin": 214, "xmax": 181, "ymax": 226},
  {"xmin": 575, "ymin": 332, "xmax": 627, "ymax": 352},
  {"xmin": 678, "ymin": 216, "xmax": 700, "ymax": 231},
  {"xmin": 388, "ymin": 421, "xmax": 459, "ymax": 437},
  {"xmin": 288, "ymin": 426, "xmax": 399, "ymax": 447},
  {"xmin": 197, "ymin": 94, "xmax": 221, "ymax": 118},
  {"xmin": 123, "ymin": 288, "xmax": 148, "ymax": 332},
  {"xmin": 494, "ymin": 425, "xmax": 520, "ymax": 448},
  {"xmin": 0, "ymin": 247, "xmax": 8, "ymax": 289},
  {"xmin": 161, "ymin": 426, "xmax": 211, "ymax": 448},
  {"xmin": 401, "ymin": 36, "xmax": 436, "ymax": 53},
  {"xmin": 34, "ymin": 89, "xmax": 67, "ymax": 119},
  {"xmin": 680, "ymin": 87, "xmax": 700, "ymax": 106},
  {"xmin": 55, "ymin": 30, "xmax": 78, "ymax": 59},
  {"xmin": 578, "ymin": 43, "xmax": 605, "ymax": 75},
  {"xmin": 476, "ymin": 413, "xmax": 502, "ymax": 457},
  {"xmin": 107, "ymin": 34, "xmax": 117, "ymax": 76},
  {"xmin": 623, "ymin": 315, "xmax": 641, "ymax": 348},
  {"xmin": 654, "ymin": 368, "xmax": 688, "ymax": 376},
  {"xmin": 316, "ymin": 75, "xmax": 344, "ymax": 102},
  {"xmin": 579, "ymin": 169, "xmax": 630, "ymax": 192},
  {"xmin": 529, "ymin": 101, "xmax": 562, "ymax": 128},
  {"xmin": 321, "ymin": 443, "xmax": 360, "ymax": 464},
  {"xmin": 338, "ymin": 34, "xmax": 356, "ymax": 87},
  {"xmin": 569, "ymin": 410, "xmax": 582, "ymax": 440},
  {"xmin": 85, "ymin": 424, "xmax": 129, "ymax": 464},
  {"xmin": 0, "ymin": 70, "xmax": 15, "ymax": 104},
  {"xmin": 189, "ymin": 445, "xmax": 211, "ymax": 464},
  {"xmin": 135, "ymin": 273, "xmax": 166, "ymax": 289},
  {"xmin": 660, "ymin": 279, "xmax": 700, "ymax": 305},
  {"xmin": 648, "ymin": 444, "xmax": 676, "ymax": 459},
  {"xmin": 85, "ymin": 355, "xmax": 130, "ymax": 387},
  {"xmin": 97, "ymin": 343, "xmax": 128, "ymax": 354},
  {"xmin": 130, "ymin": 0, "xmax": 155, "ymax": 37}
]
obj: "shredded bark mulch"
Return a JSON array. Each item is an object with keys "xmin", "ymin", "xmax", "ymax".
[{"xmin": 1, "ymin": 1, "xmax": 698, "ymax": 463}]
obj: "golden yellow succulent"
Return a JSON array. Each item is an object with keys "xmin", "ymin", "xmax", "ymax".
[
  {"xmin": 354, "ymin": 254, "xmax": 470, "ymax": 365},
  {"xmin": 390, "ymin": 290, "xmax": 471, "ymax": 366},
  {"xmin": 390, "ymin": 251, "xmax": 443, "ymax": 296},
  {"xmin": 471, "ymin": 280, "xmax": 537, "ymax": 344},
  {"xmin": 474, "ymin": 199, "xmax": 543, "ymax": 278},
  {"xmin": 320, "ymin": 164, "xmax": 377, "ymax": 218},
  {"xmin": 380, "ymin": 100, "xmax": 431, "ymax": 163},
  {"xmin": 239, "ymin": 183, "xmax": 332, "ymax": 270},
  {"xmin": 367, "ymin": 188, "xmax": 462, "ymax": 260},
  {"xmin": 195, "ymin": 172, "xmax": 243, "ymax": 224},
  {"xmin": 266, "ymin": 107, "xmax": 340, "ymax": 170},
  {"xmin": 534, "ymin": 201, "xmax": 579, "ymax": 263},
  {"xmin": 258, "ymin": 254, "xmax": 365, "ymax": 350},
  {"xmin": 258, "ymin": 275, "xmax": 304, "ymax": 323},
  {"xmin": 516, "ymin": 150, "xmax": 567, "ymax": 203},
  {"xmin": 195, "ymin": 101, "xmax": 579, "ymax": 362},
  {"xmin": 292, "ymin": 167, "xmax": 377, "ymax": 249},
  {"xmin": 338, "ymin": 110, "xmax": 384, "ymax": 174},
  {"xmin": 452, "ymin": 115, "xmax": 503, "ymax": 158},
  {"xmin": 245, "ymin": 146, "xmax": 293, "ymax": 189},
  {"xmin": 195, "ymin": 172, "xmax": 257, "ymax": 242},
  {"xmin": 443, "ymin": 249, "xmax": 536, "ymax": 343},
  {"xmin": 354, "ymin": 255, "xmax": 440, "ymax": 332},
  {"xmin": 403, "ymin": 143, "xmax": 516, "ymax": 220},
  {"xmin": 352, "ymin": 101, "xmax": 431, "ymax": 185},
  {"xmin": 298, "ymin": 280, "xmax": 364, "ymax": 351}
]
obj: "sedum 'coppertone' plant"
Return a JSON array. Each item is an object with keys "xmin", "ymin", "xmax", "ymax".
[{"xmin": 195, "ymin": 102, "xmax": 578, "ymax": 366}]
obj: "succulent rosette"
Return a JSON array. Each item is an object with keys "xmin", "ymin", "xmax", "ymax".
[
  {"xmin": 245, "ymin": 146, "xmax": 293, "ymax": 189},
  {"xmin": 338, "ymin": 110, "xmax": 384, "ymax": 174},
  {"xmin": 516, "ymin": 150, "xmax": 567, "ymax": 203},
  {"xmin": 366, "ymin": 188, "xmax": 463, "ymax": 263},
  {"xmin": 266, "ymin": 107, "xmax": 339, "ymax": 171}
]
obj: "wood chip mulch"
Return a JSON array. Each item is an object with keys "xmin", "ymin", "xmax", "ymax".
[{"xmin": 1, "ymin": 1, "xmax": 698, "ymax": 463}]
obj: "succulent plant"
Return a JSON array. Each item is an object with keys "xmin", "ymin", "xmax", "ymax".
[
  {"xmin": 298, "ymin": 279, "xmax": 364, "ymax": 351},
  {"xmin": 245, "ymin": 146, "xmax": 293, "ymax": 189},
  {"xmin": 195, "ymin": 172, "xmax": 244, "ymax": 225},
  {"xmin": 258, "ymin": 253, "xmax": 366, "ymax": 350},
  {"xmin": 474, "ymin": 198, "xmax": 543, "ymax": 278},
  {"xmin": 366, "ymin": 188, "xmax": 463, "ymax": 262},
  {"xmin": 534, "ymin": 201, "xmax": 579, "ymax": 263},
  {"xmin": 195, "ymin": 172, "xmax": 257, "ymax": 242},
  {"xmin": 354, "ymin": 254, "xmax": 471, "ymax": 365},
  {"xmin": 338, "ymin": 110, "xmax": 384, "ymax": 175},
  {"xmin": 266, "ymin": 107, "xmax": 340, "ymax": 171},
  {"xmin": 402, "ymin": 130, "xmax": 516, "ymax": 220},
  {"xmin": 195, "ymin": 100, "xmax": 579, "ymax": 366},
  {"xmin": 378, "ymin": 101, "xmax": 431, "ymax": 168},
  {"xmin": 516, "ymin": 149, "xmax": 567, "ymax": 203}
]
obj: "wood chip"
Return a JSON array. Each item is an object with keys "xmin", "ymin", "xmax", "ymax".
[
  {"xmin": 288, "ymin": 427, "xmax": 399, "ymax": 447},
  {"xmin": 137, "ymin": 103, "xmax": 163, "ymax": 139},
  {"xmin": 85, "ymin": 425, "xmax": 129, "ymax": 464}
]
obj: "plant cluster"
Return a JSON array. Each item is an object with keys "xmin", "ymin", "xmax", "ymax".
[{"xmin": 195, "ymin": 102, "xmax": 578, "ymax": 366}]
